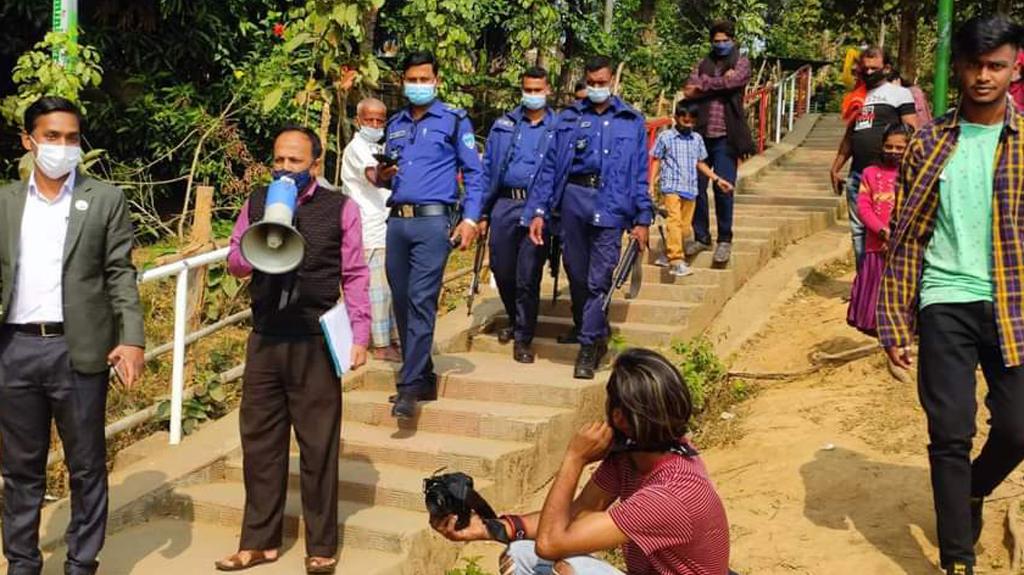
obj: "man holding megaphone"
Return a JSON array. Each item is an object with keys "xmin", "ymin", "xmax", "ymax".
[{"xmin": 217, "ymin": 126, "xmax": 370, "ymax": 573}]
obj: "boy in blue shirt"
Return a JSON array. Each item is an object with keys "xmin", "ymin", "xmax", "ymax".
[{"xmin": 650, "ymin": 102, "xmax": 733, "ymax": 276}]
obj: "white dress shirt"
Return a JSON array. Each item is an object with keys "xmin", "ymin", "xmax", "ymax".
[
  {"xmin": 6, "ymin": 170, "xmax": 76, "ymax": 324},
  {"xmin": 341, "ymin": 136, "xmax": 390, "ymax": 250}
]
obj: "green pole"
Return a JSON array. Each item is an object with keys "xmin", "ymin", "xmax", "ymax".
[{"xmin": 933, "ymin": 0, "xmax": 954, "ymax": 113}]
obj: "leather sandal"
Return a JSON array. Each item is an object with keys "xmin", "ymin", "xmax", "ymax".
[
  {"xmin": 214, "ymin": 550, "xmax": 278, "ymax": 571},
  {"xmin": 305, "ymin": 556, "xmax": 338, "ymax": 574}
]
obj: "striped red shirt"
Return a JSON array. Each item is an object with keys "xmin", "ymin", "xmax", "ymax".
[{"xmin": 593, "ymin": 447, "xmax": 730, "ymax": 575}]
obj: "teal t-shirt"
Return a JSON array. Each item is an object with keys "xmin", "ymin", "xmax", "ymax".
[{"xmin": 920, "ymin": 122, "xmax": 1002, "ymax": 309}]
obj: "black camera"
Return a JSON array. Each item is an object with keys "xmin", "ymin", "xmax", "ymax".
[
  {"xmin": 423, "ymin": 471, "xmax": 510, "ymax": 542},
  {"xmin": 424, "ymin": 472, "xmax": 484, "ymax": 530}
]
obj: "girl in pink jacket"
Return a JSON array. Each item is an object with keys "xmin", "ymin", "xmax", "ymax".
[{"xmin": 847, "ymin": 123, "xmax": 913, "ymax": 336}]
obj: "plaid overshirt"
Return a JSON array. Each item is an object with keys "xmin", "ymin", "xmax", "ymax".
[{"xmin": 878, "ymin": 103, "xmax": 1024, "ymax": 366}]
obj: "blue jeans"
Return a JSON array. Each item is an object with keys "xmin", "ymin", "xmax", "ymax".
[
  {"xmin": 693, "ymin": 136, "xmax": 739, "ymax": 245},
  {"xmin": 845, "ymin": 170, "xmax": 865, "ymax": 269},
  {"xmin": 504, "ymin": 541, "xmax": 625, "ymax": 575}
]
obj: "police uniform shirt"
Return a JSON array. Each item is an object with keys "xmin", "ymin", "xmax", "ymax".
[
  {"xmin": 570, "ymin": 98, "xmax": 627, "ymax": 176},
  {"xmin": 501, "ymin": 111, "xmax": 554, "ymax": 189},
  {"xmin": 384, "ymin": 99, "xmax": 486, "ymax": 221}
]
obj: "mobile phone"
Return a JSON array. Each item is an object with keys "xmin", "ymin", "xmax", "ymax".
[
  {"xmin": 110, "ymin": 360, "xmax": 128, "ymax": 387},
  {"xmin": 373, "ymin": 153, "xmax": 398, "ymax": 168}
]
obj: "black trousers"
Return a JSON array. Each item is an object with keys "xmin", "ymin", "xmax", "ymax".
[
  {"xmin": 918, "ymin": 302, "xmax": 1024, "ymax": 567},
  {"xmin": 238, "ymin": 333, "xmax": 340, "ymax": 557},
  {"xmin": 0, "ymin": 330, "xmax": 109, "ymax": 575}
]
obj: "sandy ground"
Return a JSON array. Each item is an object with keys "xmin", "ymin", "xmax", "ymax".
[{"xmin": 710, "ymin": 263, "xmax": 1023, "ymax": 575}]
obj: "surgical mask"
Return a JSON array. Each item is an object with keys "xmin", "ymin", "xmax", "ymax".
[
  {"xmin": 359, "ymin": 125, "xmax": 384, "ymax": 143},
  {"xmin": 404, "ymin": 82, "xmax": 436, "ymax": 106},
  {"xmin": 863, "ymin": 69, "xmax": 887, "ymax": 89},
  {"xmin": 586, "ymin": 85, "xmax": 611, "ymax": 104},
  {"xmin": 521, "ymin": 93, "xmax": 547, "ymax": 111},
  {"xmin": 271, "ymin": 169, "xmax": 312, "ymax": 192},
  {"xmin": 30, "ymin": 138, "xmax": 81, "ymax": 179},
  {"xmin": 881, "ymin": 152, "xmax": 903, "ymax": 167},
  {"xmin": 713, "ymin": 40, "xmax": 734, "ymax": 57}
]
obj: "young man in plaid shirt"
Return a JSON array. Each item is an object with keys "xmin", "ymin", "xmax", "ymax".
[
  {"xmin": 878, "ymin": 15, "xmax": 1024, "ymax": 575},
  {"xmin": 650, "ymin": 102, "xmax": 733, "ymax": 277}
]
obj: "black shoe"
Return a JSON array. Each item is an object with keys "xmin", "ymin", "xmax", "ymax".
[
  {"xmin": 945, "ymin": 562, "xmax": 973, "ymax": 575},
  {"xmin": 388, "ymin": 380, "xmax": 439, "ymax": 404},
  {"xmin": 497, "ymin": 326, "xmax": 514, "ymax": 344},
  {"xmin": 557, "ymin": 328, "xmax": 580, "ymax": 344},
  {"xmin": 391, "ymin": 393, "xmax": 417, "ymax": 420},
  {"xmin": 971, "ymin": 496, "xmax": 983, "ymax": 544},
  {"xmin": 574, "ymin": 344, "xmax": 597, "ymax": 380},
  {"xmin": 513, "ymin": 341, "xmax": 535, "ymax": 364}
]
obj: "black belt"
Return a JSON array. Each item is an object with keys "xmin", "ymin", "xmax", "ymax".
[
  {"xmin": 8, "ymin": 323, "xmax": 64, "ymax": 337},
  {"xmin": 389, "ymin": 204, "xmax": 453, "ymax": 218},
  {"xmin": 498, "ymin": 187, "xmax": 528, "ymax": 201},
  {"xmin": 568, "ymin": 173, "xmax": 602, "ymax": 189}
]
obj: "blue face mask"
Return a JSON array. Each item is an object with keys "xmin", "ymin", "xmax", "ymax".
[
  {"xmin": 359, "ymin": 125, "xmax": 384, "ymax": 143},
  {"xmin": 586, "ymin": 85, "xmax": 611, "ymax": 104},
  {"xmin": 404, "ymin": 82, "xmax": 436, "ymax": 106},
  {"xmin": 521, "ymin": 93, "xmax": 548, "ymax": 111},
  {"xmin": 713, "ymin": 40, "xmax": 734, "ymax": 57},
  {"xmin": 271, "ymin": 169, "xmax": 312, "ymax": 192}
]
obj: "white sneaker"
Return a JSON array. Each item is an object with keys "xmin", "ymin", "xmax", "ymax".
[
  {"xmin": 654, "ymin": 255, "xmax": 670, "ymax": 267},
  {"xmin": 669, "ymin": 262, "xmax": 693, "ymax": 277}
]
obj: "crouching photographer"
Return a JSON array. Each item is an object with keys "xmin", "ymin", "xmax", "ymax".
[{"xmin": 430, "ymin": 348, "xmax": 731, "ymax": 575}]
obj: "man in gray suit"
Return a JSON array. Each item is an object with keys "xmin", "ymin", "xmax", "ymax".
[{"xmin": 0, "ymin": 96, "xmax": 145, "ymax": 575}]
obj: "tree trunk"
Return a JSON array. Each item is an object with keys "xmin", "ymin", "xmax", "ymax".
[
  {"xmin": 638, "ymin": 0, "xmax": 657, "ymax": 45},
  {"xmin": 603, "ymin": 0, "xmax": 615, "ymax": 34},
  {"xmin": 898, "ymin": 1, "xmax": 918, "ymax": 82}
]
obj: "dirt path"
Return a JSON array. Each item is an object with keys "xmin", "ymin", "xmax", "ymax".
[{"xmin": 708, "ymin": 262, "xmax": 1023, "ymax": 575}]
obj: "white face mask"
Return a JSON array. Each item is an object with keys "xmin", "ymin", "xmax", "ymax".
[
  {"xmin": 359, "ymin": 125, "xmax": 385, "ymax": 143},
  {"xmin": 30, "ymin": 138, "xmax": 82, "ymax": 179}
]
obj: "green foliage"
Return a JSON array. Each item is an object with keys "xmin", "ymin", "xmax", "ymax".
[
  {"xmin": 0, "ymin": 32, "xmax": 103, "ymax": 126},
  {"xmin": 670, "ymin": 337, "xmax": 727, "ymax": 412},
  {"xmin": 155, "ymin": 377, "xmax": 232, "ymax": 436},
  {"xmin": 445, "ymin": 556, "xmax": 494, "ymax": 575}
]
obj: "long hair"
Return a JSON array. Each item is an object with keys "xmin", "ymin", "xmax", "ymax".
[{"xmin": 606, "ymin": 348, "xmax": 693, "ymax": 447}]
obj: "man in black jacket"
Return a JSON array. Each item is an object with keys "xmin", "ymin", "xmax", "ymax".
[{"xmin": 683, "ymin": 20, "xmax": 756, "ymax": 267}]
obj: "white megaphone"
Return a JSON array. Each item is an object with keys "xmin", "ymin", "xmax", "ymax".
[{"xmin": 240, "ymin": 176, "xmax": 306, "ymax": 274}]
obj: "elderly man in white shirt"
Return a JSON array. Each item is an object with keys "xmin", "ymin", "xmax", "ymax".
[{"xmin": 342, "ymin": 98, "xmax": 400, "ymax": 362}]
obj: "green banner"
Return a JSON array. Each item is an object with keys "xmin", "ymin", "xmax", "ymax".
[{"xmin": 52, "ymin": 0, "xmax": 78, "ymax": 62}]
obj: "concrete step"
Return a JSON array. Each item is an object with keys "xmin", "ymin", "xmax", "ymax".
[
  {"xmin": 167, "ymin": 482, "xmax": 432, "ymax": 556},
  {"xmin": 734, "ymin": 194, "xmax": 842, "ymax": 209},
  {"xmin": 338, "ymin": 422, "xmax": 536, "ymax": 486},
  {"xmin": 32, "ymin": 518, "xmax": 410, "ymax": 575},
  {"xmin": 362, "ymin": 353, "xmax": 607, "ymax": 409},
  {"xmin": 473, "ymin": 334, "xmax": 615, "ymax": 365},
  {"xmin": 535, "ymin": 295, "xmax": 700, "ymax": 324},
  {"xmin": 342, "ymin": 389, "xmax": 574, "ymax": 445},
  {"xmin": 222, "ymin": 455, "xmax": 498, "ymax": 514},
  {"xmin": 530, "ymin": 314, "xmax": 678, "ymax": 347}
]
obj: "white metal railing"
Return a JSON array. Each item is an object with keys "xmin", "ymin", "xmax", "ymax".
[
  {"xmin": 774, "ymin": 65, "xmax": 814, "ymax": 144},
  {"xmin": 139, "ymin": 246, "xmax": 230, "ymax": 445}
]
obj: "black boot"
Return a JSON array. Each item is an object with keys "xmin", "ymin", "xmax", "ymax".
[
  {"xmin": 391, "ymin": 392, "xmax": 417, "ymax": 420},
  {"xmin": 557, "ymin": 327, "xmax": 579, "ymax": 344},
  {"xmin": 388, "ymin": 374, "xmax": 438, "ymax": 403},
  {"xmin": 574, "ymin": 344, "xmax": 597, "ymax": 379},
  {"xmin": 513, "ymin": 341, "xmax": 535, "ymax": 364},
  {"xmin": 497, "ymin": 326, "xmax": 514, "ymax": 344},
  {"xmin": 971, "ymin": 496, "xmax": 983, "ymax": 544}
]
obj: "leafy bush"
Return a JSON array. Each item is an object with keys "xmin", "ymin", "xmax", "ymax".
[{"xmin": 670, "ymin": 337, "xmax": 727, "ymax": 412}]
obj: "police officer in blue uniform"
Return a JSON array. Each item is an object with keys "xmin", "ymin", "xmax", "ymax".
[
  {"xmin": 479, "ymin": 67, "xmax": 556, "ymax": 364},
  {"xmin": 525, "ymin": 55, "xmax": 653, "ymax": 380},
  {"xmin": 377, "ymin": 51, "xmax": 485, "ymax": 419}
]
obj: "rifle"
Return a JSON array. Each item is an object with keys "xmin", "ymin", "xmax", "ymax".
[
  {"xmin": 466, "ymin": 228, "xmax": 489, "ymax": 316},
  {"xmin": 603, "ymin": 237, "xmax": 643, "ymax": 315},
  {"xmin": 548, "ymin": 233, "xmax": 562, "ymax": 305}
]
